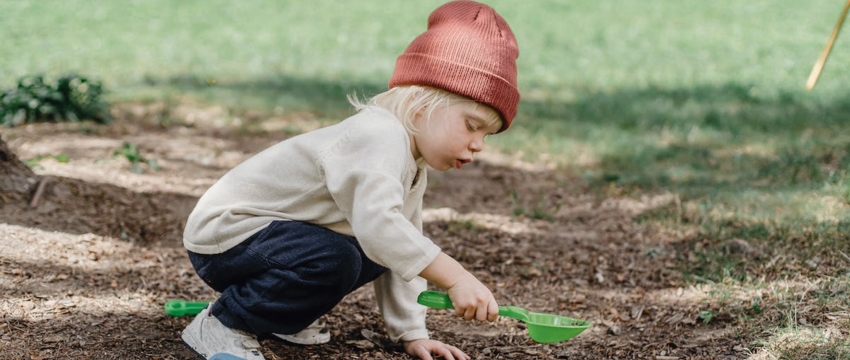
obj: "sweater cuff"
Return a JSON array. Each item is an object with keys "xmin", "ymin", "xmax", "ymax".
[
  {"xmin": 397, "ymin": 329, "xmax": 430, "ymax": 343},
  {"xmin": 398, "ymin": 244, "xmax": 442, "ymax": 281}
]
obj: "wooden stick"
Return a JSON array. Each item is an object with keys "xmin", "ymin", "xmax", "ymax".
[
  {"xmin": 29, "ymin": 176, "xmax": 49, "ymax": 208},
  {"xmin": 806, "ymin": 0, "xmax": 850, "ymax": 90}
]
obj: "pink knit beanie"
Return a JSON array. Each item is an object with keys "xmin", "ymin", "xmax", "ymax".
[{"xmin": 389, "ymin": 0, "xmax": 520, "ymax": 132}]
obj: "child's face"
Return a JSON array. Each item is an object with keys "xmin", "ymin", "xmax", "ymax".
[{"xmin": 411, "ymin": 102, "xmax": 502, "ymax": 171}]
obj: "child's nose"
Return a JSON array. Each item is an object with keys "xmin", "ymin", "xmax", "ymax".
[{"xmin": 469, "ymin": 137, "xmax": 484, "ymax": 152}]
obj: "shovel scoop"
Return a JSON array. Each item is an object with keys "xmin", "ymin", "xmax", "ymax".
[{"xmin": 417, "ymin": 290, "xmax": 591, "ymax": 343}]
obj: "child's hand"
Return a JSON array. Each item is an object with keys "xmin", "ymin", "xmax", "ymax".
[
  {"xmin": 403, "ymin": 339, "xmax": 469, "ymax": 360},
  {"xmin": 446, "ymin": 273, "xmax": 499, "ymax": 322},
  {"xmin": 419, "ymin": 253, "xmax": 499, "ymax": 322}
]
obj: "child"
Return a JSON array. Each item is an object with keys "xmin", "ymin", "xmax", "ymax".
[{"xmin": 180, "ymin": 1, "xmax": 520, "ymax": 359}]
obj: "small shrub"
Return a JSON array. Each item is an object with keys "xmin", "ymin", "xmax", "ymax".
[
  {"xmin": 113, "ymin": 141, "xmax": 160, "ymax": 174},
  {"xmin": 699, "ymin": 310, "xmax": 714, "ymax": 324},
  {"xmin": 1, "ymin": 74, "xmax": 111, "ymax": 127}
]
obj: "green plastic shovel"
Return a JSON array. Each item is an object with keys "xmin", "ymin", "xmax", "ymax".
[
  {"xmin": 417, "ymin": 290, "xmax": 591, "ymax": 344},
  {"xmin": 164, "ymin": 299, "xmax": 209, "ymax": 317}
]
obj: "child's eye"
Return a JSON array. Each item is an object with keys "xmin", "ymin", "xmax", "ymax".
[{"xmin": 466, "ymin": 120, "xmax": 477, "ymax": 131}]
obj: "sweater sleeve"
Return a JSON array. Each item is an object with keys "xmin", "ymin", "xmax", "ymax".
[
  {"xmin": 320, "ymin": 117, "xmax": 441, "ymax": 281},
  {"xmin": 373, "ymin": 186, "xmax": 429, "ymax": 342},
  {"xmin": 374, "ymin": 272, "xmax": 429, "ymax": 342}
]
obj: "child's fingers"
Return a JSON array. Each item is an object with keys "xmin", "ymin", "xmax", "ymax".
[
  {"xmin": 441, "ymin": 345, "xmax": 470, "ymax": 360},
  {"xmin": 475, "ymin": 305, "xmax": 490, "ymax": 321},
  {"xmin": 454, "ymin": 305, "xmax": 467, "ymax": 319},
  {"xmin": 457, "ymin": 304, "xmax": 496, "ymax": 322},
  {"xmin": 487, "ymin": 312, "xmax": 498, "ymax": 322},
  {"xmin": 410, "ymin": 346, "xmax": 434, "ymax": 360},
  {"xmin": 433, "ymin": 347, "xmax": 456, "ymax": 360},
  {"xmin": 487, "ymin": 299, "xmax": 499, "ymax": 322},
  {"xmin": 463, "ymin": 306, "xmax": 476, "ymax": 321},
  {"xmin": 454, "ymin": 306, "xmax": 467, "ymax": 319},
  {"xmin": 450, "ymin": 347, "xmax": 471, "ymax": 360}
]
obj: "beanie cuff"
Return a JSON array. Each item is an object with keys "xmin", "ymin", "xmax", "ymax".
[{"xmin": 390, "ymin": 53, "xmax": 519, "ymax": 132}]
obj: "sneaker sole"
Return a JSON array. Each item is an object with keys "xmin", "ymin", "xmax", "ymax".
[
  {"xmin": 181, "ymin": 337, "xmax": 210, "ymax": 360},
  {"xmin": 269, "ymin": 333, "xmax": 331, "ymax": 345}
]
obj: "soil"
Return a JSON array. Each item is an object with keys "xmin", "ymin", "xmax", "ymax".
[{"xmin": 1, "ymin": 102, "xmax": 750, "ymax": 359}]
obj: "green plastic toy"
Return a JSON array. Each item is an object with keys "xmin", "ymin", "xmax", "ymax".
[
  {"xmin": 164, "ymin": 299, "xmax": 209, "ymax": 317},
  {"xmin": 417, "ymin": 290, "xmax": 591, "ymax": 343}
]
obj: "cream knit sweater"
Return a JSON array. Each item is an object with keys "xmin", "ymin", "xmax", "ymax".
[{"xmin": 183, "ymin": 106, "xmax": 441, "ymax": 342}]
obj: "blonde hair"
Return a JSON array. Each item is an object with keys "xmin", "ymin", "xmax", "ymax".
[{"xmin": 348, "ymin": 85, "xmax": 501, "ymax": 134}]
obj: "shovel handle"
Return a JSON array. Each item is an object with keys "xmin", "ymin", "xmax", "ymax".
[
  {"xmin": 164, "ymin": 300, "xmax": 209, "ymax": 317},
  {"xmin": 416, "ymin": 291, "xmax": 530, "ymax": 321},
  {"xmin": 417, "ymin": 290, "xmax": 454, "ymax": 309}
]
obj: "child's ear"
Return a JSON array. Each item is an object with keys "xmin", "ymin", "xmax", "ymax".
[{"xmin": 413, "ymin": 107, "xmax": 426, "ymax": 123}]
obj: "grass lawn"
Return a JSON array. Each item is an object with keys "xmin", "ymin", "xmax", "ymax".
[{"xmin": 3, "ymin": 0, "xmax": 849, "ymax": 357}]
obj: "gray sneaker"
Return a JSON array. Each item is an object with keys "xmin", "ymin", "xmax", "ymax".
[
  {"xmin": 181, "ymin": 305, "xmax": 265, "ymax": 360},
  {"xmin": 272, "ymin": 318, "xmax": 331, "ymax": 345}
]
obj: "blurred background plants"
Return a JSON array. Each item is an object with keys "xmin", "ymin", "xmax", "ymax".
[{"xmin": 1, "ymin": 73, "xmax": 111, "ymax": 126}]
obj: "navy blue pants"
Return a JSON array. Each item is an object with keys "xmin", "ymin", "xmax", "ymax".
[{"xmin": 187, "ymin": 220, "xmax": 387, "ymax": 335}]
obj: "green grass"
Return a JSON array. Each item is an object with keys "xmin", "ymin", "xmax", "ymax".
[
  {"xmin": 751, "ymin": 326, "xmax": 850, "ymax": 360},
  {"xmin": 3, "ymin": 0, "xmax": 850, "ymax": 355},
  {"xmin": 1, "ymin": 1, "xmax": 450, "ymax": 117}
]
